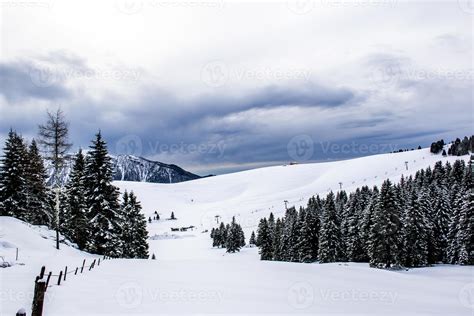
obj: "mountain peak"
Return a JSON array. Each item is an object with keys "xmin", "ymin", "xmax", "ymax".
[{"xmin": 46, "ymin": 154, "xmax": 201, "ymax": 185}]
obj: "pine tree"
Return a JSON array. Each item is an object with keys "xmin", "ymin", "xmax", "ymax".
[
  {"xmin": 25, "ymin": 139, "xmax": 51, "ymax": 226},
  {"xmin": 335, "ymin": 190, "xmax": 348, "ymax": 215},
  {"xmin": 64, "ymin": 149, "xmax": 88, "ymax": 249},
  {"xmin": 211, "ymin": 227, "xmax": 220, "ymax": 247},
  {"xmin": 210, "ymin": 227, "xmax": 216, "ymax": 244},
  {"xmin": 418, "ymin": 187, "xmax": 437, "ymax": 264},
  {"xmin": 368, "ymin": 180, "xmax": 402, "ymax": 268},
  {"xmin": 226, "ymin": 217, "xmax": 243, "ymax": 253},
  {"xmin": 401, "ymin": 189, "xmax": 429, "ymax": 267},
  {"xmin": 457, "ymin": 189, "xmax": 473, "ymax": 265},
  {"xmin": 447, "ymin": 184, "xmax": 464, "ymax": 264},
  {"xmin": 249, "ymin": 231, "xmax": 256, "ymax": 246},
  {"xmin": 0, "ymin": 130, "xmax": 28, "ymax": 219},
  {"xmin": 345, "ymin": 191, "xmax": 366, "ymax": 262},
  {"xmin": 257, "ymin": 218, "xmax": 273, "ymax": 260},
  {"xmin": 281, "ymin": 207, "xmax": 299, "ymax": 262},
  {"xmin": 432, "ymin": 182, "xmax": 451, "ymax": 262},
  {"xmin": 237, "ymin": 224, "xmax": 246, "ymax": 248},
  {"xmin": 455, "ymin": 164, "xmax": 473, "ymax": 265},
  {"xmin": 297, "ymin": 204, "xmax": 320, "ymax": 263},
  {"xmin": 85, "ymin": 131, "xmax": 123, "ymax": 257},
  {"xmin": 272, "ymin": 218, "xmax": 283, "ymax": 261},
  {"xmin": 318, "ymin": 192, "xmax": 343, "ymax": 263},
  {"xmin": 450, "ymin": 160, "xmax": 466, "ymax": 187},
  {"xmin": 267, "ymin": 212, "xmax": 276, "ymax": 251},
  {"xmin": 120, "ymin": 191, "xmax": 133, "ymax": 257},
  {"xmin": 218, "ymin": 222, "xmax": 227, "ymax": 248},
  {"xmin": 290, "ymin": 207, "xmax": 305, "ymax": 262},
  {"xmin": 125, "ymin": 191, "xmax": 149, "ymax": 258}
]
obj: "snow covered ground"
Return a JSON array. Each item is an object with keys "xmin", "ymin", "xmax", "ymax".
[
  {"xmin": 1, "ymin": 148, "xmax": 473, "ymax": 315},
  {"xmin": 117, "ymin": 147, "xmax": 470, "ymax": 238},
  {"xmin": 0, "ymin": 217, "xmax": 98, "ymax": 315}
]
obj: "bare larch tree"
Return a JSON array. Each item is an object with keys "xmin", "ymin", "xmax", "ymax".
[{"xmin": 38, "ymin": 108, "xmax": 72, "ymax": 250}]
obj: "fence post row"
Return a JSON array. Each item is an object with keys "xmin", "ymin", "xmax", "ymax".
[{"xmin": 26, "ymin": 253, "xmax": 116, "ymax": 314}]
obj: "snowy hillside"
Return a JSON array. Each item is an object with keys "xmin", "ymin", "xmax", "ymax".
[
  {"xmin": 116, "ymin": 147, "xmax": 470, "ymax": 237},
  {"xmin": 0, "ymin": 217, "xmax": 97, "ymax": 315},
  {"xmin": 1, "ymin": 148, "xmax": 472, "ymax": 315},
  {"xmin": 1, "ymin": 217, "xmax": 472, "ymax": 315}
]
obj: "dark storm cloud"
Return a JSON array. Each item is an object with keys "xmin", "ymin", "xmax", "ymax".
[
  {"xmin": 0, "ymin": 52, "xmax": 94, "ymax": 102},
  {"xmin": 1, "ymin": 50, "xmax": 472, "ymax": 175},
  {"xmin": 340, "ymin": 117, "xmax": 392, "ymax": 129},
  {"xmin": 0, "ymin": 61, "xmax": 72, "ymax": 102},
  {"xmin": 76, "ymin": 82, "xmax": 358, "ymax": 163},
  {"xmin": 119, "ymin": 82, "xmax": 357, "ymax": 131},
  {"xmin": 234, "ymin": 84, "xmax": 355, "ymax": 109}
]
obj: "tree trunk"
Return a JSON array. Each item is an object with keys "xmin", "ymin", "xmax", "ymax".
[{"xmin": 55, "ymin": 188, "xmax": 60, "ymax": 250}]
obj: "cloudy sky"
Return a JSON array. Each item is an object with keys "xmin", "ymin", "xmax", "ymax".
[{"xmin": 0, "ymin": 0, "xmax": 472, "ymax": 175}]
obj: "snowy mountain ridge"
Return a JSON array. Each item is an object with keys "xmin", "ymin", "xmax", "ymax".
[{"xmin": 45, "ymin": 154, "xmax": 201, "ymax": 185}]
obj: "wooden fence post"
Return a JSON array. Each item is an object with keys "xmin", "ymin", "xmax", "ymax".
[
  {"xmin": 31, "ymin": 277, "xmax": 46, "ymax": 316},
  {"xmin": 64, "ymin": 266, "xmax": 67, "ymax": 281},
  {"xmin": 39, "ymin": 266, "xmax": 45, "ymax": 279},
  {"xmin": 57, "ymin": 271, "xmax": 63, "ymax": 286},
  {"xmin": 98, "ymin": 258, "xmax": 100, "ymax": 266},
  {"xmin": 16, "ymin": 308, "xmax": 26, "ymax": 316},
  {"xmin": 89, "ymin": 259, "xmax": 96, "ymax": 271},
  {"xmin": 45, "ymin": 272, "xmax": 52, "ymax": 291},
  {"xmin": 81, "ymin": 259, "xmax": 86, "ymax": 273},
  {"xmin": 75, "ymin": 267, "xmax": 78, "ymax": 275}
]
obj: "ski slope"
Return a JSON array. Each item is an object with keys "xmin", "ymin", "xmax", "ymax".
[
  {"xmin": 1, "ymin": 148, "xmax": 472, "ymax": 315},
  {"xmin": 116, "ymin": 147, "xmax": 470, "ymax": 240}
]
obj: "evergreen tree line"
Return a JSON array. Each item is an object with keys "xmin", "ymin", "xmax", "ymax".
[
  {"xmin": 448, "ymin": 136, "xmax": 474, "ymax": 156},
  {"xmin": 0, "ymin": 130, "xmax": 149, "ymax": 258},
  {"xmin": 430, "ymin": 135, "xmax": 473, "ymax": 155},
  {"xmin": 255, "ymin": 159, "xmax": 473, "ymax": 268},
  {"xmin": 210, "ymin": 217, "xmax": 246, "ymax": 253}
]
